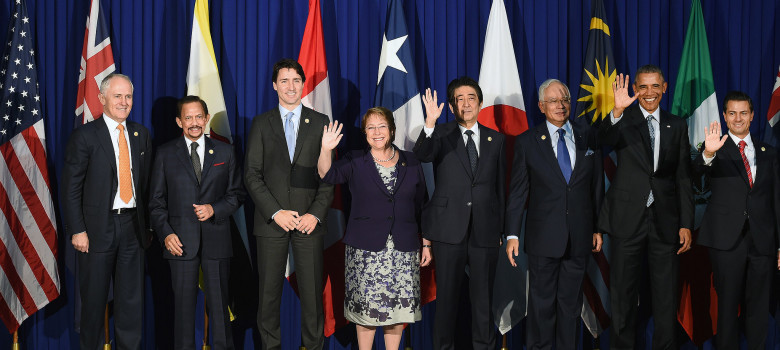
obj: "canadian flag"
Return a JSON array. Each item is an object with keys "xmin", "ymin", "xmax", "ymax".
[
  {"xmin": 291, "ymin": 0, "xmax": 348, "ymax": 337},
  {"xmin": 477, "ymin": 0, "xmax": 529, "ymax": 335}
]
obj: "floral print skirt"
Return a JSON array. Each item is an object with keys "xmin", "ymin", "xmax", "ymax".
[{"xmin": 344, "ymin": 235, "xmax": 421, "ymax": 326}]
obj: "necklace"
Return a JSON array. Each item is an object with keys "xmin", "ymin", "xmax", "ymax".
[{"xmin": 371, "ymin": 147, "xmax": 396, "ymax": 162}]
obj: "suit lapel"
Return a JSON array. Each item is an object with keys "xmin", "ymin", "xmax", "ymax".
[
  {"xmin": 200, "ymin": 137, "xmax": 217, "ymax": 182},
  {"xmin": 128, "ymin": 123, "xmax": 142, "ymax": 187},
  {"xmin": 535, "ymin": 124, "xmax": 567, "ymax": 184},
  {"xmin": 446, "ymin": 124, "xmax": 473, "ymax": 178},
  {"xmin": 175, "ymin": 137, "xmax": 201, "ymax": 185},
  {"xmin": 94, "ymin": 117, "xmax": 118, "ymax": 176},
  {"xmin": 630, "ymin": 107, "xmax": 654, "ymax": 173},
  {"xmin": 569, "ymin": 123, "xmax": 587, "ymax": 183},
  {"xmin": 723, "ymin": 138, "xmax": 751, "ymax": 187},
  {"xmin": 394, "ymin": 148, "xmax": 408, "ymax": 193},
  {"xmin": 657, "ymin": 112, "xmax": 672, "ymax": 172},
  {"xmin": 292, "ymin": 108, "xmax": 311, "ymax": 164},
  {"xmin": 267, "ymin": 108, "xmax": 288, "ymax": 163},
  {"xmin": 363, "ymin": 151, "xmax": 391, "ymax": 197},
  {"xmin": 753, "ymin": 139, "xmax": 766, "ymax": 187}
]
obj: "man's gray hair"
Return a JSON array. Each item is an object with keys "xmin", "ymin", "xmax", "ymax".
[
  {"xmin": 538, "ymin": 78, "xmax": 570, "ymax": 102},
  {"xmin": 99, "ymin": 73, "xmax": 134, "ymax": 95}
]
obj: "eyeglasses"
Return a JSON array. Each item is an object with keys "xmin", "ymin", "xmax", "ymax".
[
  {"xmin": 365, "ymin": 125, "xmax": 389, "ymax": 132},
  {"xmin": 543, "ymin": 97, "xmax": 571, "ymax": 105},
  {"xmin": 181, "ymin": 114, "xmax": 206, "ymax": 122}
]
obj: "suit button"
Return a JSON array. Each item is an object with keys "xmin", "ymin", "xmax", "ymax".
[
  {"xmin": 744, "ymin": 210, "xmax": 748, "ymax": 216},
  {"xmin": 388, "ymin": 198, "xmax": 393, "ymax": 202},
  {"xmin": 567, "ymin": 187, "xmax": 571, "ymax": 192},
  {"xmin": 467, "ymin": 202, "xmax": 472, "ymax": 207},
  {"xmin": 566, "ymin": 210, "xmax": 569, "ymax": 215},
  {"xmin": 472, "ymin": 184, "xmax": 475, "ymax": 188},
  {"xmin": 388, "ymin": 216, "xmax": 393, "ymax": 220}
]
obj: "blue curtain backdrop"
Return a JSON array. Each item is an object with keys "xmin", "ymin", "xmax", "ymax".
[{"xmin": 1, "ymin": 0, "xmax": 780, "ymax": 348}]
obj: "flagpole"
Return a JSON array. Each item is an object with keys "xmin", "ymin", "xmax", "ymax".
[
  {"xmin": 403, "ymin": 326, "xmax": 412, "ymax": 350},
  {"xmin": 500, "ymin": 334, "xmax": 508, "ymax": 350},
  {"xmin": 202, "ymin": 304, "xmax": 210, "ymax": 350},
  {"xmin": 104, "ymin": 305, "xmax": 111, "ymax": 350},
  {"xmin": 12, "ymin": 330, "xmax": 19, "ymax": 350}
]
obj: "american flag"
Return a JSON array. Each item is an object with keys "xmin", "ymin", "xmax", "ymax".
[
  {"xmin": 0, "ymin": 0, "xmax": 61, "ymax": 333},
  {"xmin": 75, "ymin": 0, "xmax": 115, "ymax": 125}
]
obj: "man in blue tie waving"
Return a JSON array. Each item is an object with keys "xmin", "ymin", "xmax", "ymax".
[{"xmin": 505, "ymin": 79, "xmax": 604, "ymax": 350}]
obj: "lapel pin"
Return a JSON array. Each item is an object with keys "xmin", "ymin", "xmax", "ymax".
[
  {"xmin": 762, "ymin": 147, "xmax": 766, "ymax": 151},
  {"xmin": 134, "ymin": 131, "xmax": 138, "ymax": 136},
  {"xmin": 666, "ymin": 124, "xmax": 670, "ymax": 128},
  {"xmin": 304, "ymin": 118, "xmax": 310, "ymax": 124},
  {"xmin": 487, "ymin": 136, "xmax": 492, "ymax": 141},
  {"xmin": 209, "ymin": 149, "xmax": 214, "ymax": 154},
  {"xmin": 401, "ymin": 162, "xmax": 406, "ymax": 166},
  {"xmin": 541, "ymin": 135, "xmax": 547, "ymax": 140}
]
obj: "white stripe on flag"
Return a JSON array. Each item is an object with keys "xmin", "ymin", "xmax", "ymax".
[
  {"xmin": 393, "ymin": 94, "xmax": 424, "ymax": 152},
  {"xmin": 301, "ymin": 76, "xmax": 333, "ymax": 121},
  {"xmin": 686, "ymin": 92, "xmax": 719, "ymax": 150}
]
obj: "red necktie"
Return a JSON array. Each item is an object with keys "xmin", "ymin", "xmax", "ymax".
[{"xmin": 738, "ymin": 140, "xmax": 753, "ymax": 188}]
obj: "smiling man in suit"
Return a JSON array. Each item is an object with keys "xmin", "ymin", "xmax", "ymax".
[
  {"xmin": 61, "ymin": 73, "xmax": 152, "ymax": 350},
  {"xmin": 149, "ymin": 96, "xmax": 245, "ymax": 349},
  {"xmin": 244, "ymin": 58, "xmax": 334, "ymax": 350},
  {"xmin": 414, "ymin": 77, "xmax": 505, "ymax": 350},
  {"xmin": 506, "ymin": 79, "xmax": 603, "ymax": 350},
  {"xmin": 599, "ymin": 65, "xmax": 694, "ymax": 349},
  {"xmin": 694, "ymin": 91, "xmax": 780, "ymax": 349}
]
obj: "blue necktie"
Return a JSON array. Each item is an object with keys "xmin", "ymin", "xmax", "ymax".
[
  {"xmin": 284, "ymin": 111, "xmax": 296, "ymax": 162},
  {"xmin": 557, "ymin": 128, "xmax": 572, "ymax": 183},
  {"xmin": 646, "ymin": 115, "xmax": 655, "ymax": 206}
]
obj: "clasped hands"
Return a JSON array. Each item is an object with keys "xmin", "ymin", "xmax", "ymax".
[{"xmin": 274, "ymin": 210, "xmax": 318, "ymax": 234}]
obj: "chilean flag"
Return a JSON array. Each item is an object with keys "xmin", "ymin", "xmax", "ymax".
[
  {"xmin": 294, "ymin": 0, "xmax": 347, "ymax": 337},
  {"xmin": 478, "ymin": 0, "xmax": 529, "ymax": 335}
]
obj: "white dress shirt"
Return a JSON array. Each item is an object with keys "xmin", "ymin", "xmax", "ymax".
[
  {"xmin": 546, "ymin": 120, "xmax": 577, "ymax": 168},
  {"xmin": 184, "ymin": 135, "xmax": 206, "ymax": 170},
  {"xmin": 702, "ymin": 132, "xmax": 756, "ymax": 178},
  {"xmin": 610, "ymin": 105, "xmax": 660, "ymax": 171},
  {"xmin": 423, "ymin": 122, "xmax": 480, "ymax": 154},
  {"xmin": 103, "ymin": 115, "xmax": 136, "ymax": 209}
]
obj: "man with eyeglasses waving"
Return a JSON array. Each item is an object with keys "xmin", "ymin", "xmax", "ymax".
[{"xmin": 598, "ymin": 65, "xmax": 694, "ymax": 349}]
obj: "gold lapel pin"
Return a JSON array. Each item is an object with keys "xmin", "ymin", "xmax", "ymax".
[
  {"xmin": 134, "ymin": 131, "xmax": 138, "ymax": 136},
  {"xmin": 487, "ymin": 136, "xmax": 492, "ymax": 141},
  {"xmin": 541, "ymin": 135, "xmax": 547, "ymax": 140},
  {"xmin": 401, "ymin": 162, "xmax": 406, "ymax": 166},
  {"xmin": 209, "ymin": 149, "xmax": 214, "ymax": 154},
  {"xmin": 304, "ymin": 118, "xmax": 310, "ymax": 124},
  {"xmin": 761, "ymin": 147, "xmax": 766, "ymax": 151}
]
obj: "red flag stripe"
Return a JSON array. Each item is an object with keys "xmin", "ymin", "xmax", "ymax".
[
  {"xmin": 0, "ymin": 292, "xmax": 20, "ymax": 333},
  {"xmin": 582, "ymin": 275, "xmax": 610, "ymax": 329},
  {"xmin": 1, "ymin": 138, "xmax": 58, "ymax": 260},
  {"xmin": 591, "ymin": 250, "xmax": 610, "ymax": 288},
  {"xmin": 0, "ymin": 221, "xmax": 39, "ymax": 319},
  {"xmin": 25, "ymin": 124, "xmax": 51, "ymax": 189},
  {"xmin": 0, "ymin": 142, "xmax": 59, "ymax": 302}
]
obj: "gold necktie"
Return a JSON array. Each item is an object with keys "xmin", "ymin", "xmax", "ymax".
[{"xmin": 117, "ymin": 124, "xmax": 132, "ymax": 203}]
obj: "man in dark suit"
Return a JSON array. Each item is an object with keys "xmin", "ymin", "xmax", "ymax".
[
  {"xmin": 244, "ymin": 58, "xmax": 333, "ymax": 350},
  {"xmin": 149, "ymin": 96, "xmax": 245, "ymax": 349},
  {"xmin": 694, "ymin": 91, "xmax": 780, "ymax": 349},
  {"xmin": 414, "ymin": 76, "xmax": 505, "ymax": 349},
  {"xmin": 505, "ymin": 79, "xmax": 603, "ymax": 350},
  {"xmin": 599, "ymin": 65, "xmax": 694, "ymax": 349},
  {"xmin": 61, "ymin": 73, "xmax": 151, "ymax": 350}
]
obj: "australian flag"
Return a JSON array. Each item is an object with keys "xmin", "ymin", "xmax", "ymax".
[{"xmin": 373, "ymin": 0, "xmax": 425, "ymax": 152}]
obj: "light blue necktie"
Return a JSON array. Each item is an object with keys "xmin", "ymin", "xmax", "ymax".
[
  {"xmin": 284, "ymin": 111, "xmax": 296, "ymax": 162},
  {"xmin": 556, "ymin": 128, "xmax": 572, "ymax": 183}
]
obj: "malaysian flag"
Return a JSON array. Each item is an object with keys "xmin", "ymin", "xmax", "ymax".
[
  {"xmin": 75, "ymin": 0, "xmax": 115, "ymax": 125},
  {"xmin": 0, "ymin": 0, "xmax": 61, "ymax": 333}
]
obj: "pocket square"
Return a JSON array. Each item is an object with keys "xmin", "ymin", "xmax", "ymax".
[
  {"xmin": 213, "ymin": 162, "xmax": 225, "ymax": 166},
  {"xmin": 585, "ymin": 148, "xmax": 595, "ymax": 156}
]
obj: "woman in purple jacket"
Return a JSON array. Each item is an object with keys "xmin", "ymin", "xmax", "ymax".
[{"xmin": 317, "ymin": 107, "xmax": 431, "ymax": 350}]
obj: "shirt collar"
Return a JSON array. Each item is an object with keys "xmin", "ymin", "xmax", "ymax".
[
  {"xmin": 639, "ymin": 105, "xmax": 658, "ymax": 120},
  {"xmin": 279, "ymin": 103, "xmax": 303, "ymax": 120},
  {"xmin": 458, "ymin": 123, "xmax": 479, "ymax": 137},
  {"xmin": 545, "ymin": 119, "xmax": 572, "ymax": 137},
  {"xmin": 184, "ymin": 135, "xmax": 205, "ymax": 150},
  {"xmin": 728, "ymin": 131, "xmax": 753, "ymax": 148},
  {"xmin": 102, "ymin": 114, "xmax": 126, "ymax": 131}
]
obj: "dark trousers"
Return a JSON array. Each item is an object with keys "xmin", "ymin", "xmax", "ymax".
[
  {"xmin": 432, "ymin": 229, "xmax": 498, "ymax": 350},
  {"xmin": 709, "ymin": 227, "xmax": 773, "ymax": 350},
  {"xmin": 610, "ymin": 206, "xmax": 679, "ymax": 350},
  {"xmin": 526, "ymin": 253, "xmax": 588, "ymax": 350},
  {"xmin": 78, "ymin": 211, "xmax": 144, "ymax": 350},
  {"xmin": 169, "ymin": 257, "xmax": 233, "ymax": 349},
  {"xmin": 256, "ymin": 232, "xmax": 324, "ymax": 350}
]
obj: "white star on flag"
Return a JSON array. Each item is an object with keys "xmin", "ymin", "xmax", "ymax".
[{"xmin": 376, "ymin": 34, "xmax": 408, "ymax": 84}]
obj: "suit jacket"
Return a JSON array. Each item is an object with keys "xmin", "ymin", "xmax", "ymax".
[
  {"xmin": 61, "ymin": 116, "xmax": 152, "ymax": 251},
  {"xmin": 149, "ymin": 137, "xmax": 245, "ymax": 260},
  {"xmin": 597, "ymin": 104, "xmax": 694, "ymax": 242},
  {"xmin": 506, "ymin": 122, "xmax": 604, "ymax": 258},
  {"xmin": 413, "ymin": 121, "xmax": 505, "ymax": 247},
  {"xmin": 322, "ymin": 148, "xmax": 426, "ymax": 252},
  {"xmin": 244, "ymin": 106, "xmax": 334, "ymax": 237},
  {"xmin": 693, "ymin": 136, "xmax": 780, "ymax": 255}
]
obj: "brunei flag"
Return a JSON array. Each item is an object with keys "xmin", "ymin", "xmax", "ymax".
[
  {"xmin": 574, "ymin": 0, "xmax": 614, "ymax": 338},
  {"xmin": 575, "ymin": 0, "xmax": 616, "ymax": 126}
]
